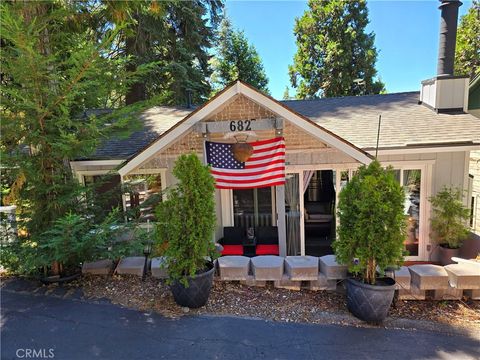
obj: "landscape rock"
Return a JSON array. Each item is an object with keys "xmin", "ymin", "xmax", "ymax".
[
  {"xmin": 82, "ymin": 259, "xmax": 113, "ymax": 275},
  {"xmin": 115, "ymin": 257, "xmax": 146, "ymax": 277}
]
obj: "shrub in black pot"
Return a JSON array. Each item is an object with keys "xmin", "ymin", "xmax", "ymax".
[
  {"xmin": 430, "ymin": 187, "xmax": 470, "ymax": 265},
  {"xmin": 333, "ymin": 160, "xmax": 406, "ymax": 323},
  {"xmin": 155, "ymin": 154, "xmax": 217, "ymax": 308}
]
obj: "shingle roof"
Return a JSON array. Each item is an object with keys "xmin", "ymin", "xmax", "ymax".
[
  {"xmin": 282, "ymin": 92, "xmax": 480, "ymax": 149},
  {"xmin": 85, "ymin": 91, "xmax": 480, "ymax": 160},
  {"xmin": 90, "ymin": 106, "xmax": 192, "ymax": 160}
]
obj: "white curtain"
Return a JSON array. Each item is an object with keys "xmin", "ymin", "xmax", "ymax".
[
  {"xmin": 285, "ymin": 174, "xmax": 300, "ymax": 255},
  {"xmin": 303, "ymin": 170, "xmax": 315, "ymax": 194}
]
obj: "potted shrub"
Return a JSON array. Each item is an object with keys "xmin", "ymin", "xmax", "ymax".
[
  {"xmin": 333, "ymin": 160, "xmax": 406, "ymax": 323},
  {"xmin": 155, "ymin": 154, "xmax": 217, "ymax": 308},
  {"xmin": 430, "ymin": 187, "xmax": 470, "ymax": 265}
]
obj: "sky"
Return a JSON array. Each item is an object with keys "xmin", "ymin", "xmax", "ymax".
[{"xmin": 225, "ymin": 0, "xmax": 473, "ymax": 99}]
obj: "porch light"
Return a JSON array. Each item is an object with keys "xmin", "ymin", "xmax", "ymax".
[
  {"xmin": 143, "ymin": 220, "xmax": 153, "ymax": 281},
  {"xmin": 142, "ymin": 240, "xmax": 153, "ymax": 281},
  {"xmin": 143, "ymin": 240, "xmax": 153, "ymax": 257}
]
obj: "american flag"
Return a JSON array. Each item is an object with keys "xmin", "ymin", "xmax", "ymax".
[{"xmin": 205, "ymin": 137, "xmax": 286, "ymax": 189}]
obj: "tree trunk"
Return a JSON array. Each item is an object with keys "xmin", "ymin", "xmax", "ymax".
[{"xmin": 125, "ymin": 13, "xmax": 147, "ymax": 105}]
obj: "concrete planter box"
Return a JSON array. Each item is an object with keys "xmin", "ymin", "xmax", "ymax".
[{"xmin": 251, "ymin": 256, "xmax": 284, "ymax": 281}]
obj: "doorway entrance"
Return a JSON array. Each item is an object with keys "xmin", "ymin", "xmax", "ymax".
[
  {"xmin": 284, "ymin": 169, "xmax": 336, "ymax": 256},
  {"xmin": 303, "ymin": 170, "xmax": 336, "ymax": 256}
]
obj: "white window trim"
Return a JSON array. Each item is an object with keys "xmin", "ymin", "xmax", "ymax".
[{"xmin": 222, "ymin": 160, "xmax": 434, "ymax": 261}]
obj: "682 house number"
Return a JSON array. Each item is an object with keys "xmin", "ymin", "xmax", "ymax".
[{"xmin": 229, "ymin": 119, "xmax": 255, "ymax": 131}]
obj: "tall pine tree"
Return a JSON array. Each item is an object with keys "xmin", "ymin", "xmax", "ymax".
[
  {"xmin": 455, "ymin": 0, "xmax": 480, "ymax": 79},
  {"xmin": 289, "ymin": 0, "xmax": 384, "ymax": 99},
  {"xmin": 211, "ymin": 18, "xmax": 269, "ymax": 93},
  {"xmin": 99, "ymin": 0, "xmax": 224, "ymax": 106},
  {"xmin": 0, "ymin": 2, "xmax": 151, "ymax": 240}
]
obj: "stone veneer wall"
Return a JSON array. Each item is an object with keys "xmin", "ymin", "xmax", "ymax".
[{"xmin": 137, "ymin": 94, "xmax": 333, "ymax": 170}]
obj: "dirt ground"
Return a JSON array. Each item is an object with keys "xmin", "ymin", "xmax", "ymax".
[{"xmin": 80, "ymin": 275, "xmax": 480, "ymax": 332}]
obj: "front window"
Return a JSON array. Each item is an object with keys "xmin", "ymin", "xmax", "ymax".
[
  {"xmin": 123, "ymin": 174, "xmax": 163, "ymax": 222},
  {"xmin": 233, "ymin": 188, "xmax": 273, "ymax": 228}
]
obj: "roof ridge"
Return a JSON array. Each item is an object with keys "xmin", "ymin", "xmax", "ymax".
[{"xmin": 280, "ymin": 91, "xmax": 420, "ymax": 103}]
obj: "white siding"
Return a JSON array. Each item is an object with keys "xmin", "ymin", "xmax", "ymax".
[
  {"xmin": 470, "ymin": 150, "xmax": 480, "ymax": 234},
  {"xmin": 286, "ymin": 149, "xmax": 357, "ymax": 165}
]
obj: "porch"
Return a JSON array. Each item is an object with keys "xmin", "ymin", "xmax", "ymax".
[{"xmin": 72, "ymin": 81, "xmax": 464, "ymax": 263}]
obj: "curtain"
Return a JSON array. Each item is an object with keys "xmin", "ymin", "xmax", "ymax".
[
  {"xmin": 285, "ymin": 173, "xmax": 300, "ymax": 256},
  {"xmin": 303, "ymin": 170, "xmax": 315, "ymax": 194}
]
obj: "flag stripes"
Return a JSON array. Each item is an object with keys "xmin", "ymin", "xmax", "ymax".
[{"xmin": 205, "ymin": 137, "xmax": 286, "ymax": 189}]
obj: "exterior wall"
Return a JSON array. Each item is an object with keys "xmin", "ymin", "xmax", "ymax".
[
  {"xmin": 379, "ymin": 152, "xmax": 468, "ymax": 197},
  {"xmin": 470, "ymin": 150, "xmax": 480, "ymax": 234},
  {"xmin": 71, "ymin": 89, "xmax": 475, "ymax": 260},
  {"xmin": 287, "ymin": 150, "xmax": 357, "ymax": 166},
  {"xmin": 469, "ymin": 101, "xmax": 480, "ymax": 234},
  {"xmin": 380, "ymin": 151, "xmax": 470, "ymax": 261}
]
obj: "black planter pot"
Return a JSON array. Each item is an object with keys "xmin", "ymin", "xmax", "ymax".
[
  {"xmin": 346, "ymin": 277, "xmax": 396, "ymax": 324},
  {"xmin": 438, "ymin": 245, "xmax": 460, "ymax": 265},
  {"xmin": 170, "ymin": 262, "xmax": 215, "ymax": 308}
]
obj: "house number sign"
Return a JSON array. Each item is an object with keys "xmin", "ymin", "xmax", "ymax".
[
  {"xmin": 195, "ymin": 118, "xmax": 283, "ymax": 134},
  {"xmin": 229, "ymin": 119, "xmax": 255, "ymax": 131}
]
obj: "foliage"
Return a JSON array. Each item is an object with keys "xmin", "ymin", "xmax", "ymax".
[
  {"xmin": 455, "ymin": 0, "xmax": 480, "ymax": 79},
  {"xmin": 155, "ymin": 154, "xmax": 217, "ymax": 286},
  {"xmin": 430, "ymin": 187, "xmax": 470, "ymax": 249},
  {"xmin": 96, "ymin": 0, "xmax": 224, "ymax": 105},
  {"xmin": 0, "ymin": 238, "xmax": 39, "ymax": 276},
  {"xmin": 333, "ymin": 161, "xmax": 406, "ymax": 285},
  {"xmin": 0, "ymin": 209, "xmax": 144, "ymax": 276},
  {"xmin": 0, "ymin": 2, "xmax": 155, "ymax": 245},
  {"xmin": 211, "ymin": 18, "xmax": 269, "ymax": 94},
  {"xmin": 282, "ymin": 86, "xmax": 293, "ymax": 100},
  {"xmin": 288, "ymin": 0, "xmax": 385, "ymax": 98}
]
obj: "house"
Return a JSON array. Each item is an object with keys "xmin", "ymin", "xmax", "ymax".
[
  {"xmin": 71, "ymin": 0, "xmax": 480, "ymax": 262},
  {"xmin": 468, "ymin": 74, "xmax": 480, "ymax": 234}
]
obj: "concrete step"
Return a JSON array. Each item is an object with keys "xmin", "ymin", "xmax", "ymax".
[
  {"xmin": 432, "ymin": 287, "xmax": 463, "ymax": 300},
  {"xmin": 444, "ymin": 263, "xmax": 480, "ymax": 289},
  {"xmin": 319, "ymin": 255, "xmax": 347, "ymax": 280},
  {"xmin": 306, "ymin": 273, "xmax": 337, "ymax": 291},
  {"xmin": 284, "ymin": 256, "xmax": 318, "ymax": 281},
  {"xmin": 408, "ymin": 265, "xmax": 450, "ymax": 290},
  {"xmin": 393, "ymin": 266, "xmax": 411, "ymax": 291},
  {"xmin": 240, "ymin": 275, "xmax": 266, "ymax": 287},
  {"xmin": 82, "ymin": 259, "xmax": 114, "ymax": 275},
  {"xmin": 151, "ymin": 257, "xmax": 168, "ymax": 279},
  {"xmin": 115, "ymin": 257, "xmax": 146, "ymax": 277},
  {"xmin": 274, "ymin": 274, "xmax": 302, "ymax": 290},
  {"xmin": 397, "ymin": 285, "xmax": 426, "ymax": 300},
  {"xmin": 217, "ymin": 256, "xmax": 251, "ymax": 281},
  {"xmin": 251, "ymin": 256, "xmax": 284, "ymax": 281}
]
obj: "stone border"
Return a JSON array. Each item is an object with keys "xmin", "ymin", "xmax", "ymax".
[{"xmin": 85, "ymin": 256, "xmax": 480, "ymax": 300}]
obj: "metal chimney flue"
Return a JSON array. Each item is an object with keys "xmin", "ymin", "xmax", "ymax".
[{"xmin": 437, "ymin": 0, "xmax": 462, "ymax": 76}]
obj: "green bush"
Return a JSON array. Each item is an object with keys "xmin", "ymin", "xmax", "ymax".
[
  {"xmin": 333, "ymin": 160, "xmax": 406, "ymax": 285},
  {"xmin": 9, "ymin": 209, "xmax": 144, "ymax": 276},
  {"xmin": 430, "ymin": 187, "xmax": 470, "ymax": 249},
  {"xmin": 155, "ymin": 154, "xmax": 217, "ymax": 286},
  {"xmin": 0, "ymin": 239, "xmax": 39, "ymax": 275}
]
